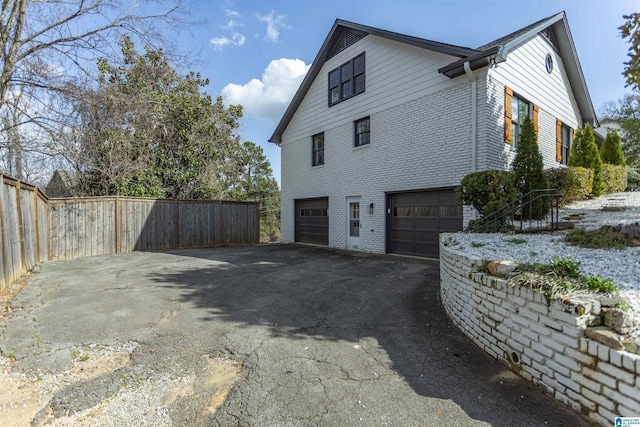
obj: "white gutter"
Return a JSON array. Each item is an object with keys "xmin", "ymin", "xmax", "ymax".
[{"xmin": 463, "ymin": 61, "xmax": 477, "ymax": 173}]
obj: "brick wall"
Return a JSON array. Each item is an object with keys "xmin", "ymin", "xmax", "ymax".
[
  {"xmin": 280, "ymin": 82, "xmax": 472, "ymax": 252},
  {"xmin": 440, "ymin": 236, "xmax": 640, "ymax": 426}
]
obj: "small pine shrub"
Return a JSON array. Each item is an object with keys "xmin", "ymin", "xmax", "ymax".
[
  {"xmin": 511, "ymin": 116, "xmax": 550, "ymax": 219},
  {"xmin": 600, "ymin": 130, "xmax": 625, "ymax": 165},
  {"xmin": 568, "ymin": 125, "xmax": 604, "ymax": 197}
]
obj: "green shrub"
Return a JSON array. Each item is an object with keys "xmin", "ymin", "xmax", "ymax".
[
  {"xmin": 602, "ymin": 164, "xmax": 628, "ymax": 194},
  {"xmin": 583, "ymin": 276, "xmax": 617, "ymax": 293},
  {"xmin": 549, "ymin": 256, "xmax": 581, "ymax": 279},
  {"xmin": 568, "ymin": 125, "xmax": 604, "ymax": 196},
  {"xmin": 511, "ymin": 116, "xmax": 550, "ymax": 219},
  {"xmin": 627, "ymin": 167, "xmax": 640, "ymax": 191},
  {"xmin": 544, "ymin": 166, "xmax": 593, "ymax": 205},
  {"xmin": 455, "ymin": 170, "xmax": 516, "ymax": 217},
  {"xmin": 600, "ymin": 130, "xmax": 625, "ymax": 165}
]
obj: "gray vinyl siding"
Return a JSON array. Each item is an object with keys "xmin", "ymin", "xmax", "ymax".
[
  {"xmin": 281, "ymin": 34, "xmax": 462, "ymax": 146},
  {"xmin": 480, "ymin": 34, "xmax": 582, "ymax": 171}
]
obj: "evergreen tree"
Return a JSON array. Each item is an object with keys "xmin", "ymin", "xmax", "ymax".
[
  {"xmin": 600, "ymin": 129, "xmax": 626, "ymax": 165},
  {"xmin": 568, "ymin": 124, "xmax": 604, "ymax": 196},
  {"xmin": 511, "ymin": 115, "xmax": 549, "ymax": 219}
]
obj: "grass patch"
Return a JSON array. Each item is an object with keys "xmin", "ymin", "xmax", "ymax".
[
  {"xmin": 471, "ymin": 241, "xmax": 485, "ymax": 248},
  {"xmin": 565, "ymin": 228, "xmax": 631, "ymax": 249},
  {"xmin": 506, "ymin": 256, "xmax": 618, "ymax": 299}
]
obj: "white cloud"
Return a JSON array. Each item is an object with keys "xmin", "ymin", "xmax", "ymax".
[
  {"xmin": 223, "ymin": 19, "xmax": 240, "ymax": 30},
  {"xmin": 225, "ymin": 9, "xmax": 241, "ymax": 18},
  {"xmin": 222, "ymin": 58, "xmax": 310, "ymax": 123},
  {"xmin": 256, "ymin": 11, "xmax": 287, "ymax": 43},
  {"xmin": 210, "ymin": 32, "xmax": 245, "ymax": 50}
]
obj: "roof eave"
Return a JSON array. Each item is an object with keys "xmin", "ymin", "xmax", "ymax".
[
  {"xmin": 438, "ymin": 46, "xmax": 501, "ymax": 78},
  {"xmin": 552, "ymin": 16, "xmax": 599, "ymax": 127}
]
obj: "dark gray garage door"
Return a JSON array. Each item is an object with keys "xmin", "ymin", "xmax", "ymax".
[
  {"xmin": 387, "ymin": 189, "xmax": 463, "ymax": 258},
  {"xmin": 295, "ymin": 198, "xmax": 329, "ymax": 245}
]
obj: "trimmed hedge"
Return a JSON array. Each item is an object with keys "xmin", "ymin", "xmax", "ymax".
[
  {"xmin": 602, "ymin": 164, "xmax": 628, "ymax": 194},
  {"xmin": 455, "ymin": 170, "xmax": 516, "ymax": 217},
  {"xmin": 545, "ymin": 166, "xmax": 593, "ymax": 205}
]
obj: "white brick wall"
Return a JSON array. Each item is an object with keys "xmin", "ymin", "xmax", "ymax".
[
  {"xmin": 280, "ymin": 32, "xmax": 585, "ymax": 252},
  {"xmin": 440, "ymin": 236, "xmax": 640, "ymax": 426},
  {"xmin": 281, "ymin": 82, "xmax": 472, "ymax": 252}
]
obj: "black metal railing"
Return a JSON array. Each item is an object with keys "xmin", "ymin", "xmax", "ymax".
[{"xmin": 466, "ymin": 189, "xmax": 562, "ymax": 233}]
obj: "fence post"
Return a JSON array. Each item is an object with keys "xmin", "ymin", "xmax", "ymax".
[
  {"xmin": 0, "ymin": 176, "xmax": 7, "ymax": 289},
  {"xmin": 218, "ymin": 200, "xmax": 224, "ymax": 244},
  {"xmin": 174, "ymin": 199, "xmax": 179, "ymax": 248},
  {"xmin": 33, "ymin": 188, "xmax": 40, "ymax": 262},
  {"xmin": 15, "ymin": 180, "xmax": 27, "ymax": 271},
  {"xmin": 115, "ymin": 196, "xmax": 121, "ymax": 254}
]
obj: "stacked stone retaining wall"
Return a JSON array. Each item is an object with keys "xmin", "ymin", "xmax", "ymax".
[{"xmin": 440, "ymin": 238, "xmax": 640, "ymax": 426}]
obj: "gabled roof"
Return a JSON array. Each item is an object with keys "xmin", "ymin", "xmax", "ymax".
[
  {"xmin": 270, "ymin": 12, "xmax": 598, "ymax": 144},
  {"xmin": 269, "ymin": 19, "xmax": 478, "ymax": 144},
  {"xmin": 435, "ymin": 12, "xmax": 596, "ymax": 128}
]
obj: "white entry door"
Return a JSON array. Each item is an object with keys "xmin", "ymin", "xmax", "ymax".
[{"xmin": 346, "ymin": 197, "xmax": 361, "ymax": 250}]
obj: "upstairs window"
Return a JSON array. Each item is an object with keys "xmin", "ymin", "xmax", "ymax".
[
  {"xmin": 354, "ymin": 117, "xmax": 370, "ymax": 147},
  {"xmin": 556, "ymin": 120, "xmax": 573, "ymax": 165},
  {"xmin": 504, "ymin": 86, "xmax": 538, "ymax": 147},
  {"xmin": 328, "ymin": 53, "xmax": 365, "ymax": 106},
  {"xmin": 312, "ymin": 133, "xmax": 324, "ymax": 166},
  {"xmin": 511, "ymin": 94, "xmax": 532, "ymax": 148},
  {"xmin": 561, "ymin": 125, "xmax": 572, "ymax": 165}
]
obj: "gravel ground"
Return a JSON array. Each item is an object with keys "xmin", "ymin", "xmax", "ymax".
[{"xmin": 443, "ymin": 191, "xmax": 640, "ymax": 339}]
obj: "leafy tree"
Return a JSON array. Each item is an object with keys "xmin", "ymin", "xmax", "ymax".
[
  {"xmin": 600, "ymin": 130, "xmax": 626, "ymax": 165},
  {"xmin": 511, "ymin": 115, "xmax": 549, "ymax": 218},
  {"xmin": 75, "ymin": 37, "xmax": 245, "ymax": 200},
  {"xmin": 568, "ymin": 125, "xmax": 604, "ymax": 196},
  {"xmin": 602, "ymin": 92, "xmax": 640, "ymax": 167},
  {"xmin": 226, "ymin": 141, "xmax": 281, "ymax": 241},
  {"xmin": 0, "ymin": 0, "xmax": 190, "ymax": 180},
  {"xmin": 620, "ymin": 13, "xmax": 640, "ymax": 91}
]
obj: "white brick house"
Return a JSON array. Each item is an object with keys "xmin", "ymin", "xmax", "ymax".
[{"xmin": 270, "ymin": 12, "xmax": 598, "ymax": 258}]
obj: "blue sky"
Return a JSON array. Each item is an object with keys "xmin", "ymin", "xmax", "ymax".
[{"xmin": 176, "ymin": 0, "xmax": 638, "ymax": 185}]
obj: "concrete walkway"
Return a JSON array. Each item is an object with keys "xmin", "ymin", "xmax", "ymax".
[{"xmin": 0, "ymin": 245, "xmax": 590, "ymax": 426}]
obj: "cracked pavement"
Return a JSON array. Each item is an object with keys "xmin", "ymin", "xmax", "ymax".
[{"xmin": 0, "ymin": 244, "xmax": 591, "ymax": 426}]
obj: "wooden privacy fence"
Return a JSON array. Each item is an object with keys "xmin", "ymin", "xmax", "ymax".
[
  {"xmin": 0, "ymin": 176, "xmax": 49, "ymax": 291},
  {"xmin": 0, "ymin": 174, "xmax": 259, "ymax": 290}
]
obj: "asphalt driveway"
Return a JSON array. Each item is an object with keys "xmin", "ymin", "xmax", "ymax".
[{"xmin": 0, "ymin": 244, "xmax": 590, "ymax": 426}]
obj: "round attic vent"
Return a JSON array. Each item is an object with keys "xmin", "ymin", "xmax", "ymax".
[{"xmin": 545, "ymin": 53, "xmax": 553, "ymax": 74}]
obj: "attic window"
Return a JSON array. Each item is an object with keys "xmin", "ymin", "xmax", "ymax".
[
  {"xmin": 328, "ymin": 29, "xmax": 366, "ymax": 59},
  {"xmin": 540, "ymin": 28, "xmax": 559, "ymax": 50},
  {"xmin": 328, "ymin": 53, "xmax": 365, "ymax": 106}
]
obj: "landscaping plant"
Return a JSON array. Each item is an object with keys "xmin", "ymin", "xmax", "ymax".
[
  {"xmin": 600, "ymin": 130, "xmax": 626, "ymax": 165},
  {"xmin": 568, "ymin": 125, "xmax": 604, "ymax": 197},
  {"xmin": 511, "ymin": 115, "xmax": 550, "ymax": 219}
]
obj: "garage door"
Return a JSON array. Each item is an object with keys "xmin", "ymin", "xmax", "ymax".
[
  {"xmin": 295, "ymin": 198, "xmax": 329, "ymax": 245},
  {"xmin": 387, "ymin": 189, "xmax": 462, "ymax": 258}
]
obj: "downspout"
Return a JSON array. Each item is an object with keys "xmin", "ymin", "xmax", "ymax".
[{"xmin": 463, "ymin": 61, "xmax": 477, "ymax": 173}]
